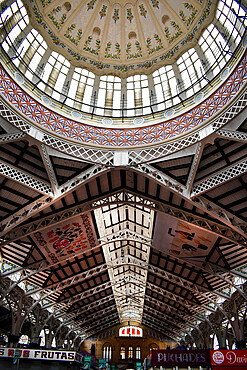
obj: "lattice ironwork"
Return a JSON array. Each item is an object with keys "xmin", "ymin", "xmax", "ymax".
[
  {"xmin": 0, "ymin": 161, "xmax": 52, "ymax": 195},
  {"xmin": 0, "ymin": 101, "xmax": 32, "ymax": 133},
  {"xmin": 42, "ymin": 134, "xmax": 114, "ymax": 165},
  {"xmin": 193, "ymin": 196, "xmax": 247, "ymax": 236},
  {"xmin": 0, "ymin": 196, "xmax": 51, "ymax": 237},
  {"xmin": 2, "ymin": 190, "xmax": 246, "ymax": 247},
  {"xmin": 0, "ymin": 131, "xmax": 26, "ymax": 142},
  {"xmin": 192, "ymin": 159, "xmax": 247, "ymax": 197},
  {"xmin": 216, "ymin": 129, "xmax": 247, "ymax": 142},
  {"xmin": 133, "ymin": 163, "xmax": 185, "ymax": 194}
]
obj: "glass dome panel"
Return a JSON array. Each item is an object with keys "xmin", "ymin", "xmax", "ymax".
[{"xmin": 0, "ymin": 0, "xmax": 246, "ymax": 120}]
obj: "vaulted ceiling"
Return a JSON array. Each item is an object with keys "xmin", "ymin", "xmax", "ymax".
[{"xmin": 0, "ymin": 103, "xmax": 246, "ymax": 342}]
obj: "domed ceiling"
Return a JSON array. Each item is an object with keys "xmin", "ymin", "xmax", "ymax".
[{"xmin": 25, "ymin": 0, "xmax": 216, "ymax": 74}]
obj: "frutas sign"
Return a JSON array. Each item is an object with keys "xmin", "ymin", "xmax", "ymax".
[
  {"xmin": 210, "ymin": 350, "xmax": 247, "ymax": 367},
  {"xmin": 151, "ymin": 350, "xmax": 210, "ymax": 366},
  {"xmin": 0, "ymin": 348, "xmax": 83, "ymax": 363}
]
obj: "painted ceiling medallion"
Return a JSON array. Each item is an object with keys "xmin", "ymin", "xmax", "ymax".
[{"xmin": 26, "ymin": 0, "xmax": 216, "ymax": 75}]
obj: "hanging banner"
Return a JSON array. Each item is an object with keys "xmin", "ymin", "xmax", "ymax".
[
  {"xmin": 153, "ymin": 214, "xmax": 218, "ymax": 266},
  {"xmin": 210, "ymin": 350, "xmax": 247, "ymax": 367},
  {"xmin": 31, "ymin": 213, "xmax": 98, "ymax": 263},
  {"xmin": 151, "ymin": 349, "xmax": 210, "ymax": 367},
  {"xmin": 0, "ymin": 348, "xmax": 83, "ymax": 363}
]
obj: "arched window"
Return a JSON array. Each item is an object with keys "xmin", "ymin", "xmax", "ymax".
[
  {"xmin": 120, "ymin": 345, "xmax": 126, "ymax": 359},
  {"xmin": 103, "ymin": 344, "xmax": 112, "ymax": 362},
  {"xmin": 136, "ymin": 345, "xmax": 141, "ymax": 359},
  {"xmin": 149, "ymin": 343, "xmax": 159, "ymax": 355},
  {"xmin": 128, "ymin": 345, "xmax": 134, "ymax": 359}
]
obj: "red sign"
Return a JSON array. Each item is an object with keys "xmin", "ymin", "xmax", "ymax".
[
  {"xmin": 210, "ymin": 350, "xmax": 247, "ymax": 367},
  {"xmin": 151, "ymin": 350, "xmax": 210, "ymax": 367}
]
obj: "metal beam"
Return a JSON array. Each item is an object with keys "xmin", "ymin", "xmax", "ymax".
[
  {"xmin": 0, "ymin": 196, "xmax": 51, "ymax": 237},
  {"xmin": 2, "ymin": 189, "xmax": 245, "ymax": 248},
  {"xmin": 55, "ymin": 294, "xmax": 116, "ymax": 319},
  {"xmin": 0, "ymin": 132, "xmax": 26, "ymax": 143},
  {"xmin": 191, "ymin": 159, "xmax": 247, "ymax": 197},
  {"xmin": 215, "ymin": 129, "xmax": 247, "ymax": 142},
  {"xmin": 0, "ymin": 161, "xmax": 53, "ymax": 195}
]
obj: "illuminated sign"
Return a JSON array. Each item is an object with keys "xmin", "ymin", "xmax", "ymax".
[
  {"xmin": 151, "ymin": 350, "xmax": 210, "ymax": 367},
  {"xmin": 0, "ymin": 348, "xmax": 83, "ymax": 363},
  {"xmin": 119, "ymin": 326, "xmax": 142, "ymax": 337},
  {"xmin": 210, "ymin": 350, "xmax": 247, "ymax": 367}
]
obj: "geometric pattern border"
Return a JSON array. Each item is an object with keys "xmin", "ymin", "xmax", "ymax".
[{"xmin": 0, "ymin": 51, "xmax": 246, "ymax": 148}]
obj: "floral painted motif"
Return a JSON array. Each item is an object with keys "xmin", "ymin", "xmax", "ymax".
[
  {"xmin": 151, "ymin": 0, "xmax": 159, "ymax": 8},
  {"xmin": 33, "ymin": 5, "xmax": 48, "ymax": 28},
  {"xmin": 112, "ymin": 9, "xmax": 119, "ymax": 23},
  {"xmin": 48, "ymin": 29, "xmax": 66, "ymax": 47},
  {"xmin": 64, "ymin": 24, "xmax": 82, "ymax": 46},
  {"xmin": 164, "ymin": 21, "xmax": 183, "ymax": 43},
  {"xmin": 126, "ymin": 40, "xmax": 142, "ymax": 59},
  {"xmin": 146, "ymin": 34, "xmax": 163, "ymax": 54},
  {"xmin": 41, "ymin": 0, "xmax": 51, "ymax": 7},
  {"xmin": 48, "ymin": 6, "xmax": 67, "ymax": 30},
  {"xmin": 105, "ymin": 41, "xmax": 121, "ymax": 59},
  {"xmin": 87, "ymin": 0, "xmax": 97, "ymax": 10},
  {"xmin": 83, "ymin": 35, "xmax": 101, "ymax": 55},
  {"xmin": 99, "ymin": 5, "xmax": 107, "ymax": 18},
  {"xmin": 127, "ymin": 8, "xmax": 134, "ymax": 22},
  {"xmin": 139, "ymin": 4, "xmax": 147, "ymax": 17},
  {"xmin": 198, "ymin": 1, "xmax": 211, "ymax": 24},
  {"xmin": 179, "ymin": 2, "xmax": 198, "ymax": 26}
]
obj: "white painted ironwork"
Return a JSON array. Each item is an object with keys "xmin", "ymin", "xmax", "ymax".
[
  {"xmin": 133, "ymin": 163, "xmax": 185, "ymax": 194},
  {"xmin": 0, "ymin": 161, "xmax": 53, "ymax": 195},
  {"xmin": 216, "ymin": 129, "xmax": 247, "ymax": 142},
  {"xmin": 192, "ymin": 159, "xmax": 247, "ymax": 197},
  {"xmin": 0, "ymin": 132, "xmax": 26, "ymax": 143},
  {"xmin": 0, "ymin": 196, "xmax": 51, "ymax": 237}
]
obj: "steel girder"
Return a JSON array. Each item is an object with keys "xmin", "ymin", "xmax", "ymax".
[
  {"xmin": 0, "ymin": 161, "xmax": 53, "ymax": 195},
  {"xmin": 2, "ymin": 190, "xmax": 246, "ymax": 248},
  {"xmin": 191, "ymin": 159, "xmax": 247, "ymax": 197}
]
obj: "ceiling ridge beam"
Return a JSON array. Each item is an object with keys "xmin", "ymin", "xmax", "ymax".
[{"xmin": 2, "ymin": 189, "xmax": 246, "ymax": 249}]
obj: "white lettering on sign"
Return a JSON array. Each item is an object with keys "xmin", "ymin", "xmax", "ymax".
[
  {"xmin": 157, "ymin": 352, "xmax": 206, "ymax": 363},
  {"xmin": 226, "ymin": 351, "xmax": 247, "ymax": 364}
]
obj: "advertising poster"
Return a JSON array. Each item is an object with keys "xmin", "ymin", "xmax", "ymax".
[
  {"xmin": 153, "ymin": 213, "xmax": 218, "ymax": 265},
  {"xmin": 31, "ymin": 213, "xmax": 98, "ymax": 263}
]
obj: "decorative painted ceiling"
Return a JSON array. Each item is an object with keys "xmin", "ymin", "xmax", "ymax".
[{"xmin": 25, "ymin": 0, "xmax": 216, "ymax": 74}]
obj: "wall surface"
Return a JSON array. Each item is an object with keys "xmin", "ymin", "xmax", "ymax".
[{"xmin": 81, "ymin": 323, "xmax": 177, "ymax": 367}]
